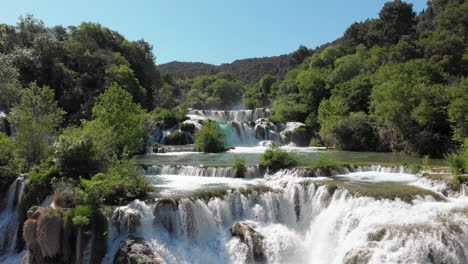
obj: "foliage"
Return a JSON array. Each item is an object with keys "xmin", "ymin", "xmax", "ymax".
[
  {"xmin": 233, "ymin": 157, "xmax": 246, "ymax": 178},
  {"xmin": 179, "ymin": 122, "xmax": 195, "ymax": 134},
  {"xmin": 318, "ymin": 96, "xmax": 349, "ymax": 147},
  {"xmin": 259, "ymin": 146, "xmax": 300, "ymax": 171},
  {"xmin": 165, "ymin": 131, "xmax": 190, "ymax": 145},
  {"xmin": 0, "ymin": 55, "xmax": 22, "ymax": 112},
  {"xmin": 79, "ymin": 160, "xmax": 152, "ymax": 205},
  {"xmin": 447, "ymin": 78, "xmax": 468, "ymax": 142},
  {"xmin": 332, "ymin": 112, "xmax": 380, "ymax": 151},
  {"xmin": 72, "ymin": 205, "xmax": 95, "ymax": 228},
  {"xmin": 243, "ymin": 74, "xmax": 276, "ymax": 108},
  {"xmin": 0, "ymin": 132, "xmax": 14, "ymax": 166},
  {"xmin": 56, "ymin": 126, "xmax": 103, "ymax": 180},
  {"xmin": 151, "ymin": 142, "xmax": 161, "ymax": 148},
  {"xmin": 8, "ymin": 82, "xmax": 65, "ymax": 167},
  {"xmin": 20, "ymin": 165, "xmax": 61, "ymax": 215},
  {"xmin": 145, "ymin": 108, "xmax": 187, "ymax": 130},
  {"xmin": 93, "ymin": 83, "xmax": 145, "ymax": 156},
  {"xmin": 185, "ymin": 73, "xmax": 244, "ymax": 109},
  {"xmin": 195, "ymin": 120, "xmax": 226, "ymax": 153}
]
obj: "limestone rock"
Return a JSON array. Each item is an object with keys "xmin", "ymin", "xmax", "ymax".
[
  {"xmin": 114, "ymin": 236, "xmax": 160, "ymax": 264},
  {"xmin": 230, "ymin": 221, "xmax": 266, "ymax": 263}
]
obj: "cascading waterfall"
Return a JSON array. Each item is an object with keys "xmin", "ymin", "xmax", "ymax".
[
  {"xmin": 188, "ymin": 109, "xmax": 271, "ymax": 122},
  {"xmin": 147, "ymin": 165, "xmax": 262, "ymax": 178},
  {"xmin": 103, "ymin": 170, "xmax": 468, "ymax": 264},
  {"xmin": 187, "ymin": 109, "xmax": 283, "ymax": 147},
  {"xmin": 0, "ymin": 177, "xmax": 26, "ymax": 263}
]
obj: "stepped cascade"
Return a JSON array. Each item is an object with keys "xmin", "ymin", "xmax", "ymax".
[{"xmin": 101, "ymin": 170, "xmax": 468, "ymax": 264}]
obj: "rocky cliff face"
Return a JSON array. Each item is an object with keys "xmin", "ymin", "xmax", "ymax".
[{"xmin": 21, "ymin": 206, "xmax": 107, "ymax": 264}]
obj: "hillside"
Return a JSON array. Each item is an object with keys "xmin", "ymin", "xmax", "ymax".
[{"xmin": 159, "ymin": 54, "xmax": 291, "ymax": 84}]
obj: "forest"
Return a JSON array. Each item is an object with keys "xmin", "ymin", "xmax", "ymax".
[{"xmin": 0, "ymin": 0, "xmax": 467, "ymax": 254}]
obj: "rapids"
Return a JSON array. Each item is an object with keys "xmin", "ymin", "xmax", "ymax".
[{"xmin": 101, "ymin": 167, "xmax": 468, "ymax": 264}]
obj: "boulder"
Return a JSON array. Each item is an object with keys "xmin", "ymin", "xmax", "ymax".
[
  {"xmin": 153, "ymin": 199, "xmax": 179, "ymax": 233},
  {"xmin": 114, "ymin": 236, "xmax": 160, "ymax": 264},
  {"xmin": 230, "ymin": 222, "xmax": 266, "ymax": 263},
  {"xmin": 36, "ymin": 209, "xmax": 62, "ymax": 258}
]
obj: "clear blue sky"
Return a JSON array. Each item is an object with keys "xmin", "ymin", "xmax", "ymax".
[{"xmin": 1, "ymin": 0, "xmax": 428, "ymax": 65}]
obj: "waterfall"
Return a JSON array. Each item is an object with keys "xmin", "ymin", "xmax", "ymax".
[
  {"xmin": 147, "ymin": 165, "xmax": 262, "ymax": 178},
  {"xmin": 102, "ymin": 178, "xmax": 468, "ymax": 264},
  {"xmin": 0, "ymin": 177, "xmax": 26, "ymax": 263},
  {"xmin": 188, "ymin": 109, "xmax": 271, "ymax": 122}
]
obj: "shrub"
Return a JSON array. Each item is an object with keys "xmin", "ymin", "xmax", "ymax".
[
  {"xmin": 72, "ymin": 204, "xmax": 95, "ymax": 228},
  {"xmin": 79, "ymin": 160, "xmax": 152, "ymax": 205},
  {"xmin": 165, "ymin": 131, "xmax": 188, "ymax": 145},
  {"xmin": 309, "ymin": 137, "xmax": 323, "ymax": 147},
  {"xmin": 233, "ymin": 157, "xmax": 246, "ymax": 178},
  {"xmin": 151, "ymin": 142, "xmax": 161, "ymax": 148},
  {"xmin": 259, "ymin": 146, "xmax": 300, "ymax": 171},
  {"xmin": 0, "ymin": 132, "xmax": 14, "ymax": 166},
  {"xmin": 148, "ymin": 108, "xmax": 187, "ymax": 130},
  {"xmin": 19, "ymin": 165, "xmax": 61, "ymax": 216},
  {"xmin": 179, "ymin": 122, "xmax": 195, "ymax": 134},
  {"xmin": 56, "ymin": 129, "xmax": 101, "ymax": 180},
  {"xmin": 445, "ymin": 152, "xmax": 465, "ymax": 175},
  {"xmin": 195, "ymin": 121, "xmax": 226, "ymax": 153}
]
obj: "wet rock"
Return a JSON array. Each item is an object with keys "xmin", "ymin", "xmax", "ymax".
[
  {"xmin": 114, "ymin": 236, "xmax": 160, "ymax": 264},
  {"xmin": 36, "ymin": 209, "xmax": 62, "ymax": 258},
  {"xmin": 154, "ymin": 199, "xmax": 179, "ymax": 233},
  {"xmin": 230, "ymin": 221, "xmax": 266, "ymax": 263},
  {"xmin": 113, "ymin": 207, "xmax": 142, "ymax": 234}
]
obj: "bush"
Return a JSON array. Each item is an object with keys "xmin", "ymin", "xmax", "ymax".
[
  {"xmin": 445, "ymin": 152, "xmax": 465, "ymax": 175},
  {"xmin": 148, "ymin": 108, "xmax": 187, "ymax": 130},
  {"xmin": 72, "ymin": 204, "xmax": 95, "ymax": 228},
  {"xmin": 195, "ymin": 121, "xmax": 226, "ymax": 153},
  {"xmin": 233, "ymin": 157, "xmax": 246, "ymax": 178},
  {"xmin": 0, "ymin": 132, "xmax": 14, "ymax": 166},
  {"xmin": 56, "ymin": 128, "xmax": 101, "ymax": 180},
  {"xmin": 79, "ymin": 160, "xmax": 152, "ymax": 205},
  {"xmin": 331, "ymin": 112, "xmax": 379, "ymax": 151},
  {"xmin": 165, "ymin": 131, "xmax": 189, "ymax": 145},
  {"xmin": 259, "ymin": 146, "xmax": 300, "ymax": 171},
  {"xmin": 179, "ymin": 122, "xmax": 195, "ymax": 134},
  {"xmin": 151, "ymin": 142, "xmax": 161, "ymax": 148},
  {"xmin": 19, "ymin": 165, "xmax": 61, "ymax": 216}
]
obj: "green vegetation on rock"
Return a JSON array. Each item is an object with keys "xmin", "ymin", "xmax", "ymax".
[
  {"xmin": 259, "ymin": 145, "xmax": 300, "ymax": 171},
  {"xmin": 195, "ymin": 120, "xmax": 226, "ymax": 153}
]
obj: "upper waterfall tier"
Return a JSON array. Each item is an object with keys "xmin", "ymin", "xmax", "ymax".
[{"xmin": 188, "ymin": 108, "xmax": 271, "ymax": 122}]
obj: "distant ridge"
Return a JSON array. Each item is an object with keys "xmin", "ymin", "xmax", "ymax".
[{"xmin": 159, "ymin": 54, "xmax": 290, "ymax": 84}]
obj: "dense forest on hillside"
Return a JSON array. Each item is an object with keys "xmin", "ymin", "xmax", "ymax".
[
  {"xmin": 159, "ymin": 54, "xmax": 291, "ymax": 84},
  {"xmin": 0, "ymin": 2, "xmax": 466, "ymax": 258}
]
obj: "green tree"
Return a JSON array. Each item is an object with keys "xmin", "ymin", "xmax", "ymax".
[
  {"xmin": 195, "ymin": 120, "xmax": 225, "ymax": 153},
  {"xmin": 318, "ymin": 96, "xmax": 349, "ymax": 147},
  {"xmin": 93, "ymin": 83, "xmax": 145, "ymax": 156},
  {"xmin": 8, "ymin": 82, "xmax": 65, "ymax": 166},
  {"xmin": 0, "ymin": 55, "xmax": 22, "ymax": 112},
  {"xmin": 378, "ymin": 0, "xmax": 416, "ymax": 45},
  {"xmin": 447, "ymin": 78, "xmax": 468, "ymax": 142}
]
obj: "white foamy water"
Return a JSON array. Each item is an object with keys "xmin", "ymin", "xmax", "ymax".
[
  {"xmin": 101, "ymin": 167, "xmax": 468, "ymax": 264},
  {"xmin": 336, "ymin": 171, "xmax": 419, "ymax": 183},
  {"xmin": 228, "ymin": 146, "xmax": 325, "ymax": 154},
  {"xmin": 0, "ymin": 178, "xmax": 25, "ymax": 263},
  {"xmin": 149, "ymin": 174, "xmax": 266, "ymax": 197}
]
